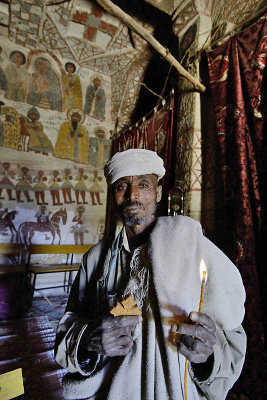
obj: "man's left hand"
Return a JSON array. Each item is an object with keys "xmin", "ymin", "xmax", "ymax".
[{"xmin": 172, "ymin": 312, "xmax": 216, "ymax": 363}]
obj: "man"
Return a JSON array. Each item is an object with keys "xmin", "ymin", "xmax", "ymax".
[{"xmin": 55, "ymin": 149, "xmax": 246, "ymax": 400}]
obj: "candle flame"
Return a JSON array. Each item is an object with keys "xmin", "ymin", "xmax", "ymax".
[{"xmin": 199, "ymin": 259, "xmax": 207, "ymax": 283}]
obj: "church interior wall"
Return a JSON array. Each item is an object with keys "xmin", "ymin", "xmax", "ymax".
[{"xmin": 0, "ymin": 35, "xmax": 113, "ymax": 293}]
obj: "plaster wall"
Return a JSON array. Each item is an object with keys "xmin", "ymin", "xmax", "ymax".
[{"xmin": 0, "ymin": 36, "xmax": 113, "ymax": 292}]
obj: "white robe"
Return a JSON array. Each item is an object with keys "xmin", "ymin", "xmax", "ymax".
[{"xmin": 55, "ymin": 216, "xmax": 246, "ymax": 400}]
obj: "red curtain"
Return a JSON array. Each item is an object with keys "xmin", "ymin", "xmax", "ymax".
[
  {"xmin": 206, "ymin": 14, "xmax": 266, "ymax": 399},
  {"xmin": 112, "ymin": 91, "xmax": 174, "ymax": 194}
]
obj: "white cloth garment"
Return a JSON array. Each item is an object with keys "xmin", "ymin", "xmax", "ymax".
[{"xmin": 55, "ymin": 216, "xmax": 246, "ymax": 400}]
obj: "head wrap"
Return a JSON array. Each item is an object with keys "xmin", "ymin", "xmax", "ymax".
[{"xmin": 104, "ymin": 149, "xmax": 166, "ymax": 185}]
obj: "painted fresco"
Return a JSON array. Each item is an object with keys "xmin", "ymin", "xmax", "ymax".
[
  {"xmin": 0, "ymin": 36, "xmax": 111, "ymax": 247},
  {"xmin": 0, "ymin": 161, "xmax": 107, "ymax": 246}
]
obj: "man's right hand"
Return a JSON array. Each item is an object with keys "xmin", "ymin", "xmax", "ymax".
[{"xmin": 81, "ymin": 316, "xmax": 140, "ymax": 357}]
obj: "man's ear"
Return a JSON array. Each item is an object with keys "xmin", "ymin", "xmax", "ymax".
[{"xmin": 156, "ymin": 185, "xmax": 162, "ymax": 203}]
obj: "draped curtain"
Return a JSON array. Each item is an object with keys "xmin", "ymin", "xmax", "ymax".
[
  {"xmin": 112, "ymin": 91, "xmax": 175, "ymax": 194},
  {"xmin": 206, "ymin": 14, "xmax": 266, "ymax": 399}
]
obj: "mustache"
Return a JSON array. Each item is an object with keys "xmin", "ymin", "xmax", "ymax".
[{"xmin": 119, "ymin": 201, "xmax": 145, "ymax": 212}]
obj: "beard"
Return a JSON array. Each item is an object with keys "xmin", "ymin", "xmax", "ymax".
[{"xmin": 117, "ymin": 200, "xmax": 157, "ymax": 226}]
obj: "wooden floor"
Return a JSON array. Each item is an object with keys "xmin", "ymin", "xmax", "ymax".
[{"xmin": 25, "ymin": 294, "xmax": 69, "ymax": 332}]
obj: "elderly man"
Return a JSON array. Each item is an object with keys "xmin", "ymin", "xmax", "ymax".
[{"xmin": 55, "ymin": 149, "xmax": 246, "ymax": 400}]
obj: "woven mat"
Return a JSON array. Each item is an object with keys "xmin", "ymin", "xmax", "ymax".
[{"xmin": 0, "ymin": 315, "xmax": 66, "ymax": 399}]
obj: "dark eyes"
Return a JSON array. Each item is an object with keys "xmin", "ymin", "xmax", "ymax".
[
  {"xmin": 139, "ymin": 183, "xmax": 148, "ymax": 188},
  {"xmin": 115, "ymin": 182, "xmax": 149, "ymax": 192}
]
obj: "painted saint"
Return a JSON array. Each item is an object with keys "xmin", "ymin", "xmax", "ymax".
[
  {"xmin": 15, "ymin": 166, "xmax": 33, "ymax": 203},
  {"xmin": 61, "ymin": 168, "xmax": 75, "ymax": 204},
  {"xmin": 88, "ymin": 170, "xmax": 103, "ymax": 206},
  {"xmin": 27, "ymin": 57, "xmax": 62, "ymax": 111},
  {"xmin": 23, "ymin": 107, "xmax": 53, "ymax": 155},
  {"xmin": 32, "ymin": 170, "xmax": 48, "ymax": 205},
  {"xmin": 54, "ymin": 108, "xmax": 89, "ymax": 164},
  {"xmin": 84, "ymin": 75, "xmax": 106, "ymax": 120},
  {"xmin": 48, "ymin": 170, "xmax": 63, "ymax": 206},
  {"xmin": 73, "ymin": 168, "xmax": 88, "ymax": 205},
  {"xmin": 89, "ymin": 125, "xmax": 110, "ymax": 168},
  {"xmin": 0, "ymin": 100, "xmax": 4, "ymax": 147},
  {"xmin": 0, "ymin": 162, "xmax": 16, "ymax": 201},
  {"xmin": 0, "ymin": 47, "xmax": 7, "ymax": 91},
  {"xmin": 1, "ymin": 106, "xmax": 20, "ymax": 150},
  {"xmin": 4, "ymin": 50, "xmax": 28, "ymax": 102},
  {"xmin": 35, "ymin": 205, "xmax": 51, "ymax": 224},
  {"xmin": 70, "ymin": 205, "xmax": 88, "ymax": 245},
  {"xmin": 61, "ymin": 62, "xmax": 83, "ymax": 111}
]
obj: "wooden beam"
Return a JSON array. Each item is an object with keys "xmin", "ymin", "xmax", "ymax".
[{"xmin": 95, "ymin": 0, "xmax": 206, "ymax": 92}]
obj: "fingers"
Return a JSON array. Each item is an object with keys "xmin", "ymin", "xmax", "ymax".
[
  {"xmin": 102, "ymin": 316, "xmax": 140, "ymax": 331},
  {"xmin": 175, "ymin": 322, "xmax": 216, "ymax": 346},
  {"xmin": 87, "ymin": 316, "xmax": 140, "ymax": 357},
  {"xmin": 178, "ymin": 341, "xmax": 212, "ymax": 364},
  {"xmin": 103, "ymin": 334, "xmax": 134, "ymax": 357},
  {"xmin": 189, "ymin": 312, "xmax": 216, "ymax": 333},
  {"xmin": 172, "ymin": 312, "xmax": 217, "ymax": 364}
]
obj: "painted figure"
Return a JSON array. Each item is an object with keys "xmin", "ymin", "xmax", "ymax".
[
  {"xmin": 0, "ymin": 162, "xmax": 16, "ymax": 201},
  {"xmin": 0, "ymin": 47, "xmax": 7, "ymax": 91},
  {"xmin": 96, "ymin": 217, "xmax": 105, "ymax": 242},
  {"xmin": 0, "ymin": 209, "xmax": 18, "ymax": 242},
  {"xmin": 0, "ymin": 100, "xmax": 5, "ymax": 147},
  {"xmin": 35, "ymin": 205, "xmax": 51, "ymax": 224},
  {"xmin": 5, "ymin": 50, "xmax": 28, "ymax": 102},
  {"xmin": 0, "ymin": 203, "xmax": 8, "ymax": 235},
  {"xmin": 84, "ymin": 75, "xmax": 106, "ymax": 120},
  {"xmin": 1, "ymin": 106, "xmax": 20, "ymax": 150},
  {"xmin": 54, "ymin": 108, "xmax": 89, "ymax": 164},
  {"xmin": 27, "ymin": 57, "xmax": 62, "ymax": 111},
  {"xmin": 70, "ymin": 205, "xmax": 88, "ymax": 245},
  {"xmin": 33, "ymin": 170, "xmax": 48, "ymax": 205},
  {"xmin": 48, "ymin": 170, "xmax": 63, "ymax": 206},
  {"xmin": 88, "ymin": 170, "xmax": 103, "ymax": 205},
  {"xmin": 16, "ymin": 166, "xmax": 33, "ymax": 203},
  {"xmin": 61, "ymin": 168, "xmax": 75, "ymax": 204},
  {"xmin": 73, "ymin": 168, "xmax": 88, "ymax": 205},
  {"xmin": 89, "ymin": 125, "xmax": 110, "ymax": 168},
  {"xmin": 61, "ymin": 62, "xmax": 83, "ymax": 111},
  {"xmin": 22, "ymin": 107, "xmax": 53, "ymax": 155}
]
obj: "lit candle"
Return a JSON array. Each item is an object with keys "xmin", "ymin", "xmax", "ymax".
[
  {"xmin": 184, "ymin": 259, "xmax": 208, "ymax": 400},
  {"xmin": 168, "ymin": 193, "xmax": 171, "ymax": 215},
  {"xmin": 198, "ymin": 259, "xmax": 208, "ymax": 313}
]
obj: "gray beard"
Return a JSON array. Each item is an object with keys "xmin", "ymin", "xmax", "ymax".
[
  {"xmin": 118, "ymin": 200, "xmax": 157, "ymax": 226},
  {"xmin": 120, "ymin": 215, "xmax": 152, "ymax": 226}
]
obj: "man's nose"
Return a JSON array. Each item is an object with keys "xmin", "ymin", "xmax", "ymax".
[{"xmin": 127, "ymin": 184, "xmax": 139, "ymax": 201}]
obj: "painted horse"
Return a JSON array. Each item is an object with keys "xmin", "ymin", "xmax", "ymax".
[{"xmin": 17, "ymin": 208, "xmax": 67, "ymax": 247}]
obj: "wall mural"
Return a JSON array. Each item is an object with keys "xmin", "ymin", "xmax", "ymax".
[
  {"xmin": 0, "ymin": 37, "xmax": 112, "ymax": 248},
  {"xmin": 0, "ymin": 163, "xmax": 106, "ymax": 246}
]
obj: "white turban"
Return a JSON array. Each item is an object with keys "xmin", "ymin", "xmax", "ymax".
[{"xmin": 104, "ymin": 149, "xmax": 166, "ymax": 185}]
